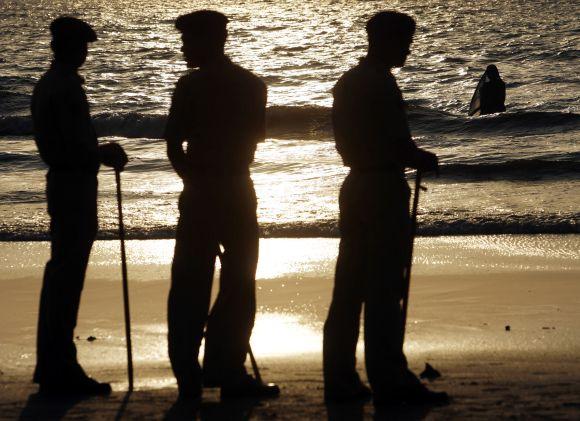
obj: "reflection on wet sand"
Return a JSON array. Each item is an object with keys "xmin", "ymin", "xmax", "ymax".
[{"xmin": 135, "ymin": 312, "xmax": 323, "ymax": 367}]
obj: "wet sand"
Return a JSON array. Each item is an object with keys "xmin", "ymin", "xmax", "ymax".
[{"xmin": 1, "ymin": 235, "xmax": 579, "ymax": 419}]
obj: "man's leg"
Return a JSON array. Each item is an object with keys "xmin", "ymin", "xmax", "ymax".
[
  {"xmin": 362, "ymin": 180, "xmax": 411, "ymax": 396},
  {"xmin": 203, "ymin": 178, "xmax": 258, "ymax": 384},
  {"xmin": 34, "ymin": 176, "xmax": 99, "ymax": 387},
  {"xmin": 168, "ymin": 189, "xmax": 217, "ymax": 398},
  {"xmin": 323, "ymin": 236, "xmax": 366, "ymax": 397},
  {"xmin": 363, "ymin": 240, "xmax": 410, "ymax": 395},
  {"xmin": 362, "ymin": 179, "xmax": 448, "ymax": 405},
  {"xmin": 323, "ymin": 173, "xmax": 369, "ymax": 401},
  {"xmin": 364, "ymin": 236, "xmax": 449, "ymax": 405}
]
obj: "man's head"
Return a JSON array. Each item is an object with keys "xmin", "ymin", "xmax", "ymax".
[
  {"xmin": 50, "ymin": 17, "xmax": 97, "ymax": 68},
  {"xmin": 175, "ymin": 10, "xmax": 228, "ymax": 68},
  {"xmin": 366, "ymin": 11, "xmax": 416, "ymax": 68}
]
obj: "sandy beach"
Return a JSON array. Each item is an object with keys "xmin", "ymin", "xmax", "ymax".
[
  {"xmin": 0, "ymin": 235, "xmax": 579, "ymax": 419},
  {"xmin": 1, "ymin": 0, "xmax": 578, "ymax": 419}
]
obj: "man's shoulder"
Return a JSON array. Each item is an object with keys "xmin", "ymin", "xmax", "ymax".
[
  {"xmin": 228, "ymin": 62, "xmax": 266, "ymax": 92},
  {"xmin": 34, "ymin": 68, "xmax": 83, "ymax": 99},
  {"xmin": 335, "ymin": 64, "xmax": 364, "ymax": 87},
  {"xmin": 175, "ymin": 70, "xmax": 201, "ymax": 87},
  {"xmin": 177, "ymin": 65, "xmax": 265, "ymax": 90},
  {"xmin": 334, "ymin": 62, "xmax": 391, "ymax": 95}
]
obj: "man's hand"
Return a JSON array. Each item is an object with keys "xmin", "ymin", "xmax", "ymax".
[
  {"xmin": 99, "ymin": 142, "xmax": 128, "ymax": 171},
  {"xmin": 414, "ymin": 148, "xmax": 439, "ymax": 174}
]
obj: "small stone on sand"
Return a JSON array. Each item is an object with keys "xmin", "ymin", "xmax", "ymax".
[
  {"xmin": 505, "ymin": 325, "xmax": 511, "ymax": 331},
  {"xmin": 87, "ymin": 336, "xmax": 97, "ymax": 342}
]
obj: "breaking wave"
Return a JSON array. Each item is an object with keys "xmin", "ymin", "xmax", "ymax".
[
  {"xmin": 1, "ymin": 106, "xmax": 578, "ymax": 138},
  {"xmin": 1, "ymin": 212, "xmax": 577, "ymax": 241}
]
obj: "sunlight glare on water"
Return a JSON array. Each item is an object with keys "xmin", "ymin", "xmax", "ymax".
[{"xmin": 0, "ymin": 0, "xmax": 577, "ymax": 240}]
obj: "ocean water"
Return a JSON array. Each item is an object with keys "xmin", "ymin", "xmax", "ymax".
[{"xmin": 0, "ymin": 0, "xmax": 578, "ymax": 240}]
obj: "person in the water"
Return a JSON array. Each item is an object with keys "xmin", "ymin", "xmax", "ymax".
[{"xmin": 468, "ymin": 64, "xmax": 506, "ymax": 116}]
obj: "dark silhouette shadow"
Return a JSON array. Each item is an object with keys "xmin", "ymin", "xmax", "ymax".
[
  {"xmin": 31, "ymin": 16, "xmax": 127, "ymax": 394},
  {"xmin": 164, "ymin": 398, "xmax": 259, "ymax": 421},
  {"xmin": 322, "ymin": 11, "xmax": 448, "ymax": 406},
  {"xmin": 326, "ymin": 401, "xmax": 365, "ymax": 421},
  {"xmin": 164, "ymin": 10, "xmax": 277, "ymax": 399},
  {"xmin": 114, "ymin": 391, "xmax": 132, "ymax": 421},
  {"xmin": 468, "ymin": 64, "xmax": 506, "ymax": 116},
  {"xmin": 18, "ymin": 393, "xmax": 89, "ymax": 420},
  {"xmin": 373, "ymin": 403, "xmax": 432, "ymax": 420}
]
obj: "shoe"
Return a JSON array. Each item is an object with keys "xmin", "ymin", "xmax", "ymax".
[
  {"xmin": 220, "ymin": 375, "xmax": 280, "ymax": 399},
  {"xmin": 176, "ymin": 376, "xmax": 202, "ymax": 401},
  {"xmin": 202, "ymin": 375, "xmax": 222, "ymax": 388},
  {"xmin": 177, "ymin": 386, "xmax": 202, "ymax": 402},
  {"xmin": 374, "ymin": 383, "xmax": 449, "ymax": 406},
  {"xmin": 39, "ymin": 375, "xmax": 112, "ymax": 397},
  {"xmin": 325, "ymin": 382, "xmax": 372, "ymax": 403}
]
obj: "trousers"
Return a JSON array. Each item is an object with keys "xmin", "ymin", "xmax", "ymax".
[
  {"xmin": 34, "ymin": 172, "xmax": 98, "ymax": 384},
  {"xmin": 323, "ymin": 171, "xmax": 413, "ymax": 394},
  {"xmin": 168, "ymin": 175, "xmax": 259, "ymax": 390}
]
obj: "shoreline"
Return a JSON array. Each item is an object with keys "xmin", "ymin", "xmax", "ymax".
[
  {"xmin": 1, "ymin": 230, "xmax": 578, "ymax": 242},
  {"xmin": 1, "ymin": 235, "xmax": 579, "ymax": 418}
]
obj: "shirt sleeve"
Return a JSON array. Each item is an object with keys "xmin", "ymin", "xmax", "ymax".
[
  {"xmin": 332, "ymin": 78, "xmax": 361, "ymax": 165},
  {"xmin": 252, "ymin": 80, "xmax": 267, "ymax": 144},
  {"xmin": 164, "ymin": 76, "xmax": 190, "ymax": 144},
  {"xmin": 164, "ymin": 76, "xmax": 191, "ymax": 178},
  {"xmin": 51, "ymin": 80, "xmax": 100, "ymax": 171},
  {"xmin": 371, "ymin": 76, "xmax": 418, "ymax": 168}
]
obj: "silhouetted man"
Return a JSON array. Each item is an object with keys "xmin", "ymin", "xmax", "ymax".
[
  {"xmin": 323, "ymin": 11, "xmax": 449, "ymax": 406},
  {"xmin": 165, "ymin": 10, "xmax": 279, "ymax": 400},
  {"xmin": 468, "ymin": 64, "xmax": 506, "ymax": 116},
  {"xmin": 31, "ymin": 17, "xmax": 128, "ymax": 396}
]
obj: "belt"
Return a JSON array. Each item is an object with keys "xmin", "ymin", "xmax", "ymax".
[{"xmin": 350, "ymin": 165, "xmax": 403, "ymax": 175}]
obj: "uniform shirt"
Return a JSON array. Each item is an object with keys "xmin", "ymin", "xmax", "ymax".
[
  {"xmin": 332, "ymin": 58, "xmax": 418, "ymax": 172},
  {"xmin": 31, "ymin": 61, "xmax": 100, "ymax": 173},
  {"xmin": 165, "ymin": 56, "xmax": 267, "ymax": 177}
]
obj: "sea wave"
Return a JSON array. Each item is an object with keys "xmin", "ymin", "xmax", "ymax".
[
  {"xmin": 2, "ymin": 106, "xmax": 578, "ymax": 139},
  {"xmin": 1, "ymin": 147, "xmax": 577, "ymax": 179},
  {"xmin": 1, "ymin": 152, "xmax": 577, "ymax": 180},
  {"xmin": 0, "ymin": 151, "xmax": 39, "ymax": 164},
  {"xmin": 439, "ymin": 156, "xmax": 580, "ymax": 177},
  {"xmin": 1, "ymin": 214, "xmax": 577, "ymax": 241}
]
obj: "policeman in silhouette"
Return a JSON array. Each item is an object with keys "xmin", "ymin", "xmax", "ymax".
[
  {"xmin": 31, "ymin": 17, "xmax": 128, "ymax": 396},
  {"xmin": 165, "ymin": 10, "xmax": 279, "ymax": 400},
  {"xmin": 323, "ymin": 11, "xmax": 449, "ymax": 405}
]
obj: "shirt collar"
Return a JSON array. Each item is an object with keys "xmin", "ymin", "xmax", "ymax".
[
  {"xmin": 359, "ymin": 56, "xmax": 392, "ymax": 76},
  {"xmin": 198, "ymin": 55, "xmax": 231, "ymax": 72},
  {"xmin": 50, "ymin": 61, "xmax": 85, "ymax": 84}
]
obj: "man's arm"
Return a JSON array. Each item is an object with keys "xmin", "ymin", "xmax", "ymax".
[
  {"xmin": 254, "ymin": 81, "xmax": 267, "ymax": 143},
  {"xmin": 52, "ymin": 82, "xmax": 100, "ymax": 171},
  {"xmin": 165, "ymin": 77, "xmax": 190, "ymax": 179},
  {"xmin": 374, "ymin": 78, "xmax": 438, "ymax": 172},
  {"xmin": 232, "ymin": 76, "xmax": 267, "ymax": 167}
]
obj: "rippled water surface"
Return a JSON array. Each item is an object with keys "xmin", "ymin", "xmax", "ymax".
[{"xmin": 0, "ymin": 0, "xmax": 578, "ymax": 238}]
